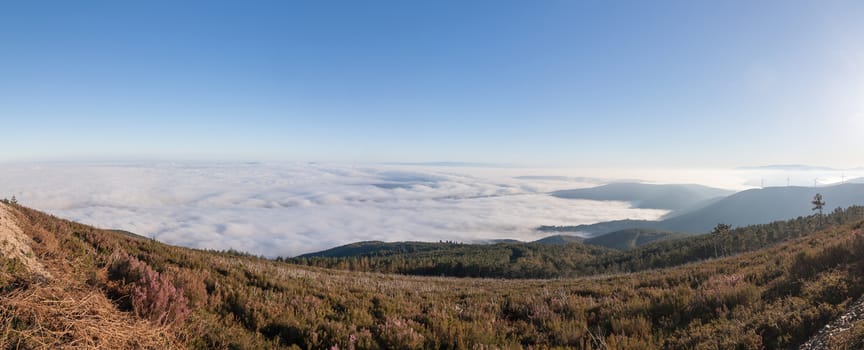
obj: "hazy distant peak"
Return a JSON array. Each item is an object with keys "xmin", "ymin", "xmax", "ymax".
[
  {"xmin": 737, "ymin": 164, "xmax": 839, "ymax": 171},
  {"xmin": 550, "ymin": 182, "xmax": 733, "ymax": 211},
  {"xmin": 382, "ymin": 162, "xmax": 515, "ymax": 168}
]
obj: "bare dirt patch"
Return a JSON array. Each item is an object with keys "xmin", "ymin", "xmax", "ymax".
[{"xmin": 0, "ymin": 203, "xmax": 51, "ymax": 280}]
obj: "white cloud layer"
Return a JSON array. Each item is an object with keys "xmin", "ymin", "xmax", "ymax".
[
  {"xmin": 0, "ymin": 162, "xmax": 670, "ymax": 256},
  {"xmin": 3, "ymin": 162, "xmax": 857, "ymax": 257}
]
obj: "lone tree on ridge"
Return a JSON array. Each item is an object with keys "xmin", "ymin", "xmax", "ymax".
[{"xmin": 811, "ymin": 193, "xmax": 825, "ymax": 216}]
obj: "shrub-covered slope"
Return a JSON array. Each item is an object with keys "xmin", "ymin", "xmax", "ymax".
[
  {"xmin": 0, "ymin": 203, "xmax": 176, "ymax": 349},
  {"xmin": 294, "ymin": 207, "xmax": 864, "ymax": 278},
  {"xmin": 3, "ymin": 202, "xmax": 864, "ymax": 348}
]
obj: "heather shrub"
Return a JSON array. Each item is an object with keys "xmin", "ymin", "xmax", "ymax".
[
  {"xmin": 12, "ymin": 203, "xmax": 864, "ymax": 349},
  {"xmin": 107, "ymin": 250, "xmax": 190, "ymax": 325},
  {"xmin": 377, "ymin": 317, "xmax": 425, "ymax": 349},
  {"xmin": 501, "ymin": 295, "xmax": 533, "ymax": 322},
  {"xmin": 107, "ymin": 250, "xmax": 146, "ymax": 284},
  {"xmin": 699, "ymin": 274, "xmax": 760, "ymax": 312},
  {"xmin": 28, "ymin": 225, "xmax": 60, "ymax": 257},
  {"xmin": 610, "ymin": 315, "xmax": 651, "ymax": 338},
  {"xmin": 0, "ymin": 256, "xmax": 31, "ymax": 290},
  {"xmin": 172, "ymin": 268, "xmax": 209, "ymax": 308},
  {"xmin": 803, "ymin": 270, "xmax": 851, "ymax": 305},
  {"xmin": 132, "ymin": 266, "xmax": 191, "ymax": 325}
]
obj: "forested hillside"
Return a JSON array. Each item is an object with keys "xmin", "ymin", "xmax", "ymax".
[
  {"xmin": 293, "ymin": 207, "xmax": 864, "ymax": 278},
  {"xmin": 294, "ymin": 240, "xmax": 614, "ymax": 278},
  {"xmin": 4, "ymin": 202, "xmax": 864, "ymax": 348},
  {"xmin": 582, "ymin": 228, "xmax": 687, "ymax": 250}
]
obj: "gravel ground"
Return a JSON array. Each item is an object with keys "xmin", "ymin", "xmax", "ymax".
[{"xmin": 799, "ymin": 296, "xmax": 864, "ymax": 349}]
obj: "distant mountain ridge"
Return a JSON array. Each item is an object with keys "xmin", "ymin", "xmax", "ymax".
[
  {"xmin": 296, "ymin": 240, "xmax": 454, "ymax": 259},
  {"xmin": 658, "ymin": 184, "xmax": 864, "ymax": 232},
  {"xmin": 736, "ymin": 164, "xmax": 839, "ymax": 171},
  {"xmin": 531, "ymin": 228, "xmax": 686, "ymax": 250},
  {"xmin": 300, "ymin": 183, "xmax": 864, "ymax": 262},
  {"xmin": 848, "ymin": 177, "xmax": 864, "ymax": 184},
  {"xmin": 550, "ymin": 182, "xmax": 733, "ymax": 211},
  {"xmin": 292, "ymin": 205, "xmax": 864, "ymax": 281},
  {"xmin": 551, "ymin": 183, "xmax": 864, "ymax": 235}
]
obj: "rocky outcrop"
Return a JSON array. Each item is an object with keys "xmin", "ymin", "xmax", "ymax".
[{"xmin": 799, "ymin": 296, "xmax": 864, "ymax": 349}]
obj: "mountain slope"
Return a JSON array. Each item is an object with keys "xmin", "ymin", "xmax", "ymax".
[
  {"xmin": 550, "ymin": 182, "xmax": 733, "ymax": 210},
  {"xmin": 552, "ymin": 183, "xmax": 864, "ymax": 235},
  {"xmin": 582, "ymin": 228, "xmax": 687, "ymax": 250},
  {"xmin": 659, "ymin": 184, "xmax": 864, "ymax": 233},
  {"xmin": 294, "ymin": 207, "xmax": 864, "ymax": 279},
  {"xmin": 0, "ymin": 203, "xmax": 175, "ymax": 349},
  {"xmin": 4, "ymin": 202, "xmax": 864, "ymax": 348}
]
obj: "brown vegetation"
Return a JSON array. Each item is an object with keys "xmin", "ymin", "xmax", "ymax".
[
  {"xmin": 0, "ymin": 203, "xmax": 175, "ymax": 349},
  {"xmin": 3, "ymin": 202, "xmax": 864, "ymax": 348},
  {"xmin": 0, "ymin": 283, "xmax": 176, "ymax": 349}
]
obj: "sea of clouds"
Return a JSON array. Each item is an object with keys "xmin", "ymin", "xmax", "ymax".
[{"xmin": 0, "ymin": 162, "xmax": 858, "ymax": 257}]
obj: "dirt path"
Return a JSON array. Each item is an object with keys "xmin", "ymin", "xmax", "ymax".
[
  {"xmin": 799, "ymin": 295, "xmax": 864, "ymax": 349},
  {"xmin": 0, "ymin": 203, "xmax": 51, "ymax": 280}
]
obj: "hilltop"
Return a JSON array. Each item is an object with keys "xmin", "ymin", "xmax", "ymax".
[
  {"xmin": 4, "ymin": 202, "xmax": 864, "ymax": 348},
  {"xmin": 296, "ymin": 239, "xmax": 614, "ymax": 279},
  {"xmin": 531, "ymin": 234, "xmax": 584, "ymax": 245}
]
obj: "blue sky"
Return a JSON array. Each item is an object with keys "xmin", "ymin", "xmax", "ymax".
[{"xmin": 1, "ymin": 1, "xmax": 863, "ymax": 167}]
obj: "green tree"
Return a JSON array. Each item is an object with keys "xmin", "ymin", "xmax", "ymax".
[
  {"xmin": 811, "ymin": 193, "xmax": 825, "ymax": 215},
  {"xmin": 711, "ymin": 223, "xmax": 731, "ymax": 234}
]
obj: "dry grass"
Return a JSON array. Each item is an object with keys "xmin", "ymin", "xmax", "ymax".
[
  {"xmin": 4, "ymin": 202, "xmax": 864, "ymax": 348},
  {"xmin": 0, "ymin": 283, "xmax": 177, "ymax": 349},
  {"xmin": 1, "ymin": 203, "xmax": 180, "ymax": 349}
]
